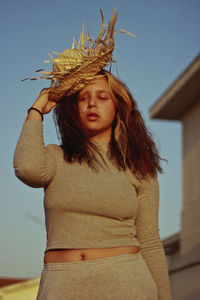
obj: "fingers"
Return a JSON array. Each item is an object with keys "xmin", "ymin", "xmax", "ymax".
[
  {"xmin": 40, "ymin": 88, "xmax": 52, "ymax": 95},
  {"xmin": 50, "ymin": 101, "xmax": 57, "ymax": 109},
  {"xmin": 36, "ymin": 88, "xmax": 57, "ymax": 113}
]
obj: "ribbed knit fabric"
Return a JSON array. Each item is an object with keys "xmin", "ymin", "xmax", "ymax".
[
  {"xmin": 13, "ymin": 120, "xmax": 171, "ymax": 299},
  {"xmin": 36, "ymin": 253, "xmax": 158, "ymax": 300}
]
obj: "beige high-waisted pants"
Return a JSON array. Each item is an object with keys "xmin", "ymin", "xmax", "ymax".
[{"xmin": 36, "ymin": 251, "xmax": 158, "ymax": 300}]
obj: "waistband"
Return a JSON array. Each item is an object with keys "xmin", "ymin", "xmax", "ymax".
[{"xmin": 43, "ymin": 251, "xmax": 142, "ymax": 271}]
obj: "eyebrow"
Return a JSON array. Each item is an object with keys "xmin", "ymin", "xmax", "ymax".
[
  {"xmin": 79, "ymin": 89, "xmax": 109, "ymax": 97},
  {"xmin": 96, "ymin": 90, "xmax": 109, "ymax": 93}
]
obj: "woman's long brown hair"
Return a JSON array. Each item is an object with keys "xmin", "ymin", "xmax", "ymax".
[{"xmin": 53, "ymin": 70, "xmax": 163, "ymax": 180}]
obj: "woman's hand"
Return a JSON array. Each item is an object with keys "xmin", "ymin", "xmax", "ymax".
[
  {"xmin": 26, "ymin": 88, "xmax": 57, "ymax": 121},
  {"xmin": 32, "ymin": 88, "xmax": 57, "ymax": 114}
]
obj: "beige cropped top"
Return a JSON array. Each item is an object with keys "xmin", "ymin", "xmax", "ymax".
[{"xmin": 13, "ymin": 120, "xmax": 171, "ymax": 299}]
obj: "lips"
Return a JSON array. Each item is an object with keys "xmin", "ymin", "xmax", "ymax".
[
  {"xmin": 87, "ymin": 112, "xmax": 99, "ymax": 117},
  {"xmin": 87, "ymin": 112, "xmax": 100, "ymax": 120}
]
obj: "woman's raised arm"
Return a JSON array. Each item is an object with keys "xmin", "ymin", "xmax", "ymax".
[{"xmin": 13, "ymin": 89, "xmax": 57, "ymax": 188}]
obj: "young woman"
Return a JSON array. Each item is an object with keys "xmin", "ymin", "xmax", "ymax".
[{"xmin": 13, "ymin": 70, "xmax": 171, "ymax": 299}]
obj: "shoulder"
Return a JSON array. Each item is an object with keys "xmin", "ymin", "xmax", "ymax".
[
  {"xmin": 125, "ymin": 168, "xmax": 159, "ymax": 193},
  {"xmin": 137, "ymin": 175, "xmax": 159, "ymax": 195},
  {"xmin": 46, "ymin": 144, "xmax": 64, "ymax": 158}
]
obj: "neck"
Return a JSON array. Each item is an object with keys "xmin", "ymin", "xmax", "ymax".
[{"xmin": 89, "ymin": 128, "xmax": 112, "ymax": 143}]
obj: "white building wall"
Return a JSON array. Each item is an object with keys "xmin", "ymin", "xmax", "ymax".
[{"xmin": 181, "ymin": 97, "xmax": 200, "ymax": 256}]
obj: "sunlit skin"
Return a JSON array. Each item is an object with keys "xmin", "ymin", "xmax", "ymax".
[{"xmin": 78, "ymin": 77, "xmax": 116, "ymax": 142}]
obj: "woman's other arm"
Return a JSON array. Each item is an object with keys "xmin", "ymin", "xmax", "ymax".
[{"xmin": 135, "ymin": 176, "xmax": 172, "ymax": 300}]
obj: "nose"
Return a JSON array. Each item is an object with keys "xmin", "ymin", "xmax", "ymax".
[{"xmin": 87, "ymin": 95, "xmax": 97, "ymax": 108}]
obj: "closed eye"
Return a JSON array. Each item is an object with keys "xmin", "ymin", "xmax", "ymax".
[
  {"xmin": 79, "ymin": 96, "xmax": 88, "ymax": 101},
  {"xmin": 98, "ymin": 94, "xmax": 108, "ymax": 100}
]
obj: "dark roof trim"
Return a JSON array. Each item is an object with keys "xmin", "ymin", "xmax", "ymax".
[
  {"xmin": 149, "ymin": 53, "xmax": 200, "ymax": 120},
  {"xmin": 163, "ymin": 232, "xmax": 180, "ymax": 255}
]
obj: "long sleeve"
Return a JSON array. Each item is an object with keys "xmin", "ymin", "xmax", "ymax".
[
  {"xmin": 13, "ymin": 120, "xmax": 56, "ymax": 188},
  {"xmin": 135, "ymin": 176, "xmax": 172, "ymax": 300}
]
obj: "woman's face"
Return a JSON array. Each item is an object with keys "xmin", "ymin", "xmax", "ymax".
[{"xmin": 78, "ymin": 77, "xmax": 116, "ymax": 141}]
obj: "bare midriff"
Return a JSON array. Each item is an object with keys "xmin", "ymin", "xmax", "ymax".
[{"xmin": 44, "ymin": 246, "xmax": 140, "ymax": 263}]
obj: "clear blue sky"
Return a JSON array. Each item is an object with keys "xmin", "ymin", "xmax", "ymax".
[{"xmin": 0, "ymin": 0, "xmax": 199, "ymax": 278}]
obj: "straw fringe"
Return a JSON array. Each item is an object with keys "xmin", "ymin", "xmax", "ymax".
[{"xmin": 22, "ymin": 7, "xmax": 135, "ymax": 101}]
